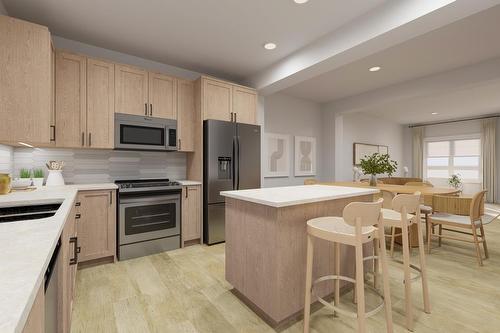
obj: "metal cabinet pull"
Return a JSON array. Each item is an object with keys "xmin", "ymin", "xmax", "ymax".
[
  {"xmin": 230, "ymin": 112, "xmax": 233, "ymax": 122},
  {"xmin": 75, "ymin": 213, "xmax": 81, "ymax": 219},
  {"xmin": 178, "ymin": 139, "xmax": 181, "ymax": 150},
  {"xmin": 88, "ymin": 133, "xmax": 92, "ymax": 146},
  {"xmin": 81, "ymin": 132, "xmax": 85, "ymax": 146},
  {"xmin": 150, "ymin": 103, "xmax": 153, "ymax": 116},
  {"xmin": 69, "ymin": 237, "xmax": 79, "ymax": 265},
  {"xmin": 234, "ymin": 113, "xmax": 237, "ymax": 123},
  {"xmin": 145, "ymin": 103, "xmax": 148, "ymax": 115},
  {"xmin": 185, "ymin": 187, "xmax": 188, "ymax": 198},
  {"xmin": 75, "ymin": 202, "xmax": 81, "ymax": 207},
  {"xmin": 110, "ymin": 191, "xmax": 112, "ymax": 205},
  {"xmin": 50, "ymin": 125, "xmax": 55, "ymax": 142}
]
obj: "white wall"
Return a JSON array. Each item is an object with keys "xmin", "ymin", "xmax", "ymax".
[
  {"xmin": 0, "ymin": 144, "xmax": 13, "ymax": 174},
  {"xmin": 335, "ymin": 112, "xmax": 406, "ymax": 181},
  {"xmin": 262, "ymin": 93, "xmax": 324, "ymax": 187},
  {"xmin": 53, "ymin": 36, "xmax": 200, "ymax": 81}
]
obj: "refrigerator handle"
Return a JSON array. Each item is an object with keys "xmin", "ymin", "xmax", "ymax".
[
  {"xmin": 237, "ymin": 136, "xmax": 240, "ymax": 190},
  {"xmin": 232, "ymin": 136, "xmax": 236, "ymax": 190}
]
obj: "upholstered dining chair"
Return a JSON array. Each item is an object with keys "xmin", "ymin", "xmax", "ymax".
[{"xmin": 427, "ymin": 190, "xmax": 488, "ymax": 266}]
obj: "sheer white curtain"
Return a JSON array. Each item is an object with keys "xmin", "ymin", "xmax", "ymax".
[
  {"xmin": 481, "ymin": 119, "xmax": 496, "ymax": 202},
  {"xmin": 412, "ymin": 127, "xmax": 424, "ymax": 179}
]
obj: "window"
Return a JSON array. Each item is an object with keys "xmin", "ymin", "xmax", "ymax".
[{"xmin": 424, "ymin": 136, "xmax": 481, "ymax": 182}]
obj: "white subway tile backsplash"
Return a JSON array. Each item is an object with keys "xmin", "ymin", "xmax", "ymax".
[{"xmin": 0, "ymin": 145, "xmax": 13, "ymax": 174}]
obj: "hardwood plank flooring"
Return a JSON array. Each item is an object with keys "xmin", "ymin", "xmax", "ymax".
[{"xmin": 72, "ymin": 211, "xmax": 500, "ymax": 333}]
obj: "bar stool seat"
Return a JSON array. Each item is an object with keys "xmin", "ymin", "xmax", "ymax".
[
  {"xmin": 303, "ymin": 199, "xmax": 393, "ymax": 333},
  {"xmin": 381, "ymin": 209, "xmax": 415, "ymax": 223}
]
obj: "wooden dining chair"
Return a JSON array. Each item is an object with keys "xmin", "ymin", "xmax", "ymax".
[{"xmin": 427, "ymin": 190, "xmax": 488, "ymax": 266}]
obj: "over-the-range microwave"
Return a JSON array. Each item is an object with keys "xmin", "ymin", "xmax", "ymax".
[{"xmin": 114, "ymin": 113, "xmax": 177, "ymax": 151}]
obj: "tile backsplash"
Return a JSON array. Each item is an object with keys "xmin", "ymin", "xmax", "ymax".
[
  {"xmin": 0, "ymin": 144, "xmax": 13, "ymax": 174},
  {"xmin": 10, "ymin": 148, "xmax": 186, "ymax": 183}
]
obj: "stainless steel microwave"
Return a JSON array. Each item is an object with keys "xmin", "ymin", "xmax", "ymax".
[{"xmin": 114, "ymin": 113, "xmax": 177, "ymax": 151}]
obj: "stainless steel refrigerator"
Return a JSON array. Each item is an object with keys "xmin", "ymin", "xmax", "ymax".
[{"xmin": 203, "ymin": 119, "xmax": 261, "ymax": 244}]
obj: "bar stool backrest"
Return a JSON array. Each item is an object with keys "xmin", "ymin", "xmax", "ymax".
[
  {"xmin": 343, "ymin": 198, "xmax": 383, "ymax": 227},
  {"xmin": 470, "ymin": 190, "xmax": 487, "ymax": 222},
  {"xmin": 391, "ymin": 192, "xmax": 421, "ymax": 214}
]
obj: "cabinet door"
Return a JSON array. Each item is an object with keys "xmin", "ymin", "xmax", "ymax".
[
  {"xmin": 22, "ymin": 284, "xmax": 44, "ymax": 333},
  {"xmin": 58, "ymin": 204, "xmax": 77, "ymax": 333},
  {"xmin": 203, "ymin": 78, "xmax": 232, "ymax": 121},
  {"xmin": 177, "ymin": 79, "xmax": 195, "ymax": 152},
  {"xmin": 87, "ymin": 58, "xmax": 115, "ymax": 148},
  {"xmin": 182, "ymin": 186, "xmax": 201, "ymax": 243},
  {"xmin": 55, "ymin": 51, "xmax": 87, "ymax": 147},
  {"xmin": 77, "ymin": 190, "xmax": 116, "ymax": 262},
  {"xmin": 115, "ymin": 64, "xmax": 148, "ymax": 116},
  {"xmin": 0, "ymin": 16, "xmax": 52, "ymax": 145},
  {"xmin": 149, "ymin": 72, "xmax": 177, "ymax": 119},
  {"xmin": 233, "ymin": 86, "xmax": 257, "ymax": 124}
]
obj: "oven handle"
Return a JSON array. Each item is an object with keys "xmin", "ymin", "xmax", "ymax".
[
  {"xmin": 119, "ymin": 196, "xmax": 180, "ymax": 205},
  {"xmin": 131, "ymin": 212, "xmax": 170, "ymax": 220}
]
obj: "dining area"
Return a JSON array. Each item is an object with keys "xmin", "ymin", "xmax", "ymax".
[{"xmin": 301, "ymin": 177, "xmax": 499, "ymax": 332}]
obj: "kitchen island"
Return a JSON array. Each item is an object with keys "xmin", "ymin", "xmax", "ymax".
[{"xmin": 220, "ymin": 185, "xmax": 379, "ymax": 327}]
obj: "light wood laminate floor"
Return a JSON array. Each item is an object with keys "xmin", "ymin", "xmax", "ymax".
[{"xmin": 71, "ymin": 211, "xmax": 500, "ymax": 333}]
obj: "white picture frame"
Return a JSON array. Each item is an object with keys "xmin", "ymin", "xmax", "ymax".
[
  {"xmin": 264, "ymin": 133, "xmax": 290, "ymax": 178},
  {"xmin": 294, "ymin": 136, "xmax": 316, "ymax": 176}
]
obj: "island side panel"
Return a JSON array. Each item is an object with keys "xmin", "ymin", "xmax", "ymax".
[
  {"xmin": 225, "ymin": 198, "xmax": 280, "ymax": 319},
  {"xmin": 275, "ymin": 194, "xmax": 373, "ymax": 322}
]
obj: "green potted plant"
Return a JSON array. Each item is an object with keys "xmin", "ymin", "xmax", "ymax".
[
  {"xmin": 448, "ymin": 174, "xmax": 463, "ymax": 191},
  {"xmin": 12, "ymin": 168, "xmax": 32, "ymax": 189},
  {"xmin": 32, "ymin": 168, "xmax": 44, "ymax": 188},
  {"xmin": 359, "ymin": 153, "xmax": 398, "ymax": 186}
]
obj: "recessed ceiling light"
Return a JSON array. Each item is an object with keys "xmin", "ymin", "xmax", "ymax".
[
  {"xmin": 431, "ymin": 112, "xmax": 439, "ymax": 115},
  {"xmin": 369, "ymin": 66, "xmax": 381, "ymax": 72},
  {"xmin": 294, "ymin": 0, "xmax": 309, "ymax": 4},
  {"xmin": 263, "ymin": 42, "xmax": 277, "ymax": 50}
]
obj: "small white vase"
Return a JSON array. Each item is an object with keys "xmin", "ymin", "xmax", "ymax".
[
  {"xmin": 32, "ymin": 178, "xmax": 44, "ymax": 188},
  {"xmin": 46, "ymin": 170, "xmax": 65, "ymax": 186}
]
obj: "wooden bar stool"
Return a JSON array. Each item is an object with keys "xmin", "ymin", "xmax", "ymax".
[
  {"xmin": 303, "ymin": 199, "xmax": 393, "ymax": 333},
  {"xmin": 381, "ymin": 192, "xmax": 431, "ymax": 331}
]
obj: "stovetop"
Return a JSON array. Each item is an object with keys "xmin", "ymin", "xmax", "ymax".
[{"xmin": 115, "ymin": 179, "xmax": 182, "ymax": 190}]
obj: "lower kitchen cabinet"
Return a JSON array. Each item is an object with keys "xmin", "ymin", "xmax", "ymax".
[
  {"xmin": 182, "ymin": 185, "xmax": 202, "ymax": 245},
  {"xmin": 22, "ymin": 285, "xmax": 44, "ymax": 333},
  {"xmin": 58, "ymin": 203, "xmax": 78, "ymax": 333},
  {"xmin": 76, "ymin": 190, "xmax": 116, "ymax": 262}
]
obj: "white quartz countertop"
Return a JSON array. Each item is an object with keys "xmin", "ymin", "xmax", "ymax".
[
  {"xmin": 177, "ymin": 180, "xmax": 202, "ymax": 186},
  {"xmin": 220, "ymin": 185, "xmax": 379, "ymax": 208},
  {"xmin": 0, "ymin": 184, "xmax": 117, "ymax": 333}
]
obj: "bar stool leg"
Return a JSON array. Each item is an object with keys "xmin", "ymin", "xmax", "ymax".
[
  {"xmin": 303, "ymin": 235, "xmax": 314, "ymax": 333},
  {"xmin": 416, "ymin": 220, "xmax": 431, "ymax": 314},
  {"xmin": 373, "ymin": 238, "xmax": 379, "ymax": 289},
  {"xmin": 427, "ymin": 221, "xmax": 432, "ymax": 254},
  {"xmin": 401, "ymin": 218, "xmax": 414, "ymax": 331},
  {"xmin": 377, "ymin": 229, "xmax": 394, "ymax": 333},
  {"xmin": 355, "ymin": 242, "xmax": 366, "ymax": 333},
  {"xmin": 334, "ymin": 242, "xmax": 340, "ymax": 316},
  {"xmin": 390, "ymin": 227, "xmax": 396, "ymax": 258}
]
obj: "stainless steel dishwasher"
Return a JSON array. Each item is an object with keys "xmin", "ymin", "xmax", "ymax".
[{"xmin": 45, "ymin": 239, "xmax": 61, "ymax": 332}]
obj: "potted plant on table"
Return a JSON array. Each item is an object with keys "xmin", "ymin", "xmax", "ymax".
[
  {"xmin": 32, "ymin": 168, "xmax": 45, "ymax": 188},
  {"xmin": 448, "ymin": 173, "xmax": 463, "ymax": 191},
  {"xmin": 359, "ymin": 153, "xmax": 398, "ymax": 186}
]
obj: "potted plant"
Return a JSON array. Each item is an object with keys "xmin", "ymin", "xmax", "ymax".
[
  {"xmin": 12, "ymin": 168, "xmax": 32, "ymax": 189},
  {"xmin": 359, "ymin": 153, "xmax": 398, "ymax": 186},
  {"xmin": 448, "ymin": 174, "xmax": 463, "ymax": 191},
  {"xmin": 32, "ymin": 168, "xmax": 44, "ymax": 188}
]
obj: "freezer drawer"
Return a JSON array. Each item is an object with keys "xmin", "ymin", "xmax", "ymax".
[{"xmin": 205, "ymin": 203, "xmax": 226, "ymax": 245}]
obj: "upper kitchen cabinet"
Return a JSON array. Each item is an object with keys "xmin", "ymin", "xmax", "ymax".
[
  {"xmin": 0, "ymin": 16, "xmax": 52, "ymax": 145},
  {"xmin": 202, "ymin": 77, "xmax": 233, "ymax": 122},
  {"xmin": 149, "ymin": 72, "xmax": 177, "ymax": 119},
  {"xmin": 200, "ymin": 76, "xmax": 257, "ymax": 124},
  {"xmin": 177, "ymin": 79, "xmax": 195, "ymax": 152},
  {"xmin": 86, "ymin": 58, "xmax": 115, "ymax": 148},
  {"xmin": 232, "ymin": 85, "xmax": 257, "ymax": 125},
  {"xmin": 55, "ymin": 51, "xmax": 87, "ymax": 147},
  {"xmin": 115, "ymin": 64, "xmax": 148, "ymax": 116}
]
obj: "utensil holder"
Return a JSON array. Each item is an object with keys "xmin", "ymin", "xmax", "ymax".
[{"xmin": 46, "ymin": 170, "xmax": 65, "ymax": 186}]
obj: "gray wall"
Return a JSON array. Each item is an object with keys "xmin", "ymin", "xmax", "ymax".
[
  {"xmin": 0, "ymin": 0, "xmax": 7, "ymax": 15},
  {"xmin": 11, "ymin": 148, "xmax": 186, "ymax": 184},
  {"xmin": 262, "ymin": 93, "xmax": 325, "ymax": 187}
]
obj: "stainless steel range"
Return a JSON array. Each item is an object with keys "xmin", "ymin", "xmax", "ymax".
[{"xmin": 116, "ymin": 179, "xmax": 182, "ymax": 260}]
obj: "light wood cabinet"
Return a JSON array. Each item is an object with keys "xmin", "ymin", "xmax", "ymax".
[
  {"xmin": 55, "ymin": 51, "xmax": 87, "ymax": 147},
  {"xmin": 76, "ymin": 190, "xmax": 116, "ymax": 262},
  {"xmin": 200, "ymin": 77, "xmax": 257, "ymax": 124},
  {"xmin": 233, "ymin": 85, "xmax": 257, "ymax": 124},
  {"xmin": 182, "ymin": 185, "xmax": 201, "ymax": 244},
  {"xmin": 86, "ymin": 58, "xmax": 115, "ymax": 148},
  {"xmin": 58, "ymin": 203, "xmax": 78, "ymax": 333},
  {"xmin": 22, "ymin": 284, "xmax": 44, "ymax": 333},
  {"xmin": 177, "ymin": 79, "xmax": 195, "ymax": 152},
  {"xmin": 149, "ymin": 72, "xmax": 177, "ymax": 119},
  {"xmin": 203, "ymin": 78, "xmax": 233, "ymax": 122},
  {"xmin": 0, "ymin": 16, "xmax": 52, "ymax": 145},
  {"xmin": 115, "ymin": 64, "xmax": 149, "ymax": 116}
]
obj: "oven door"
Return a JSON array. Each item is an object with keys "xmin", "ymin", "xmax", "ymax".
[
  {"xmin": 119, "ymin": 194, "xmax": 180, "ymax": 245},
  {"xmin": 115, "ymin": 113, "xmax": 167, "ymax": 151}
]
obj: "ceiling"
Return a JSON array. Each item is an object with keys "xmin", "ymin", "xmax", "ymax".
[
  {"xmin": 2, "ymin": 0, "xmax": 385, "ymax": 81},
  {"xmin": 282, "ymin": 5, "xmax": 500, "ymax": 103}
]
